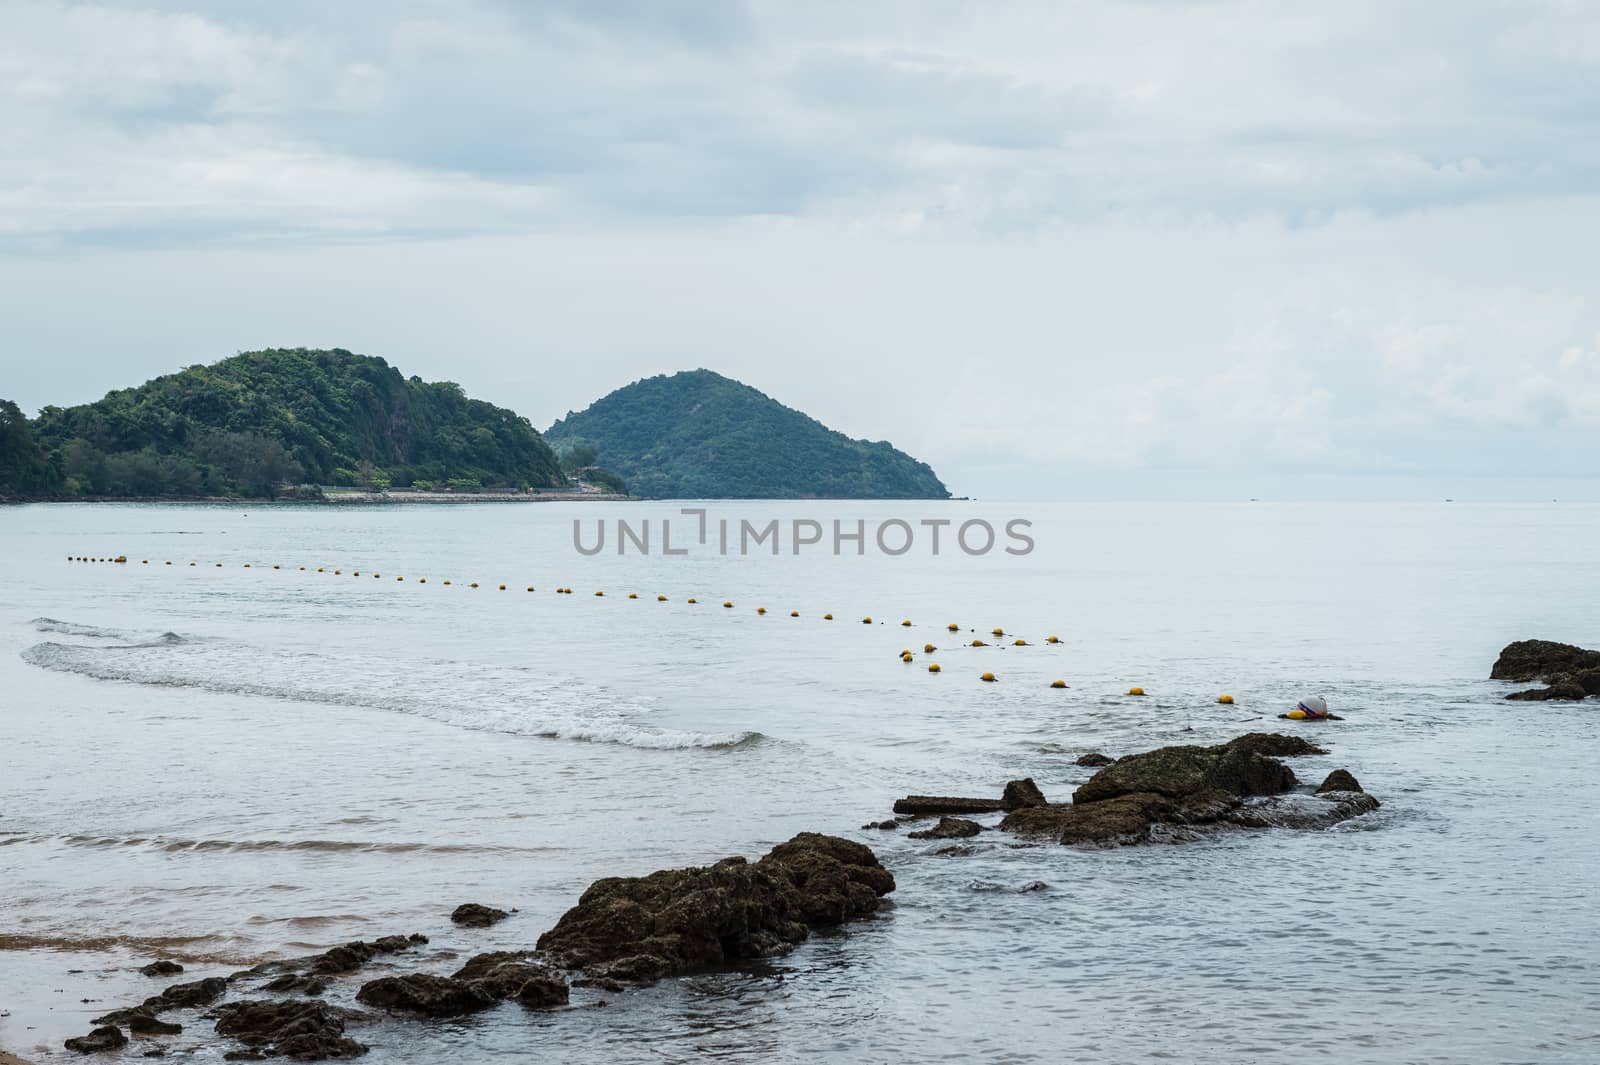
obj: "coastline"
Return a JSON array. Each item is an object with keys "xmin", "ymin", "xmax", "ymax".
[{"xmin": 1, "ymin": 490, "xmax": 631, "ymax": 505}]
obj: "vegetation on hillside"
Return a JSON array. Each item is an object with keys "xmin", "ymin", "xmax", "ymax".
[
  {"xmin": 6, "ymin": 348, "xmax": 566, "ymax": 499},
  {"xmin": 545, "ymin": 369, "xmax": 950, "ymax": 499}
]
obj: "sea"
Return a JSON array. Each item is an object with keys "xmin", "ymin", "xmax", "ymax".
[{"xmin": 1, "ymin": 500, "xmax": 1596, "ymax": 1064}]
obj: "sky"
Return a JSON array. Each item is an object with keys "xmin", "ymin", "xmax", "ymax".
[{"xmin": 1, "ymin": 0, "xmax": 1597, "ymax": 500}]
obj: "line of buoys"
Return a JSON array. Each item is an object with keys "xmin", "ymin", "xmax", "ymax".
[
  {"xmin": 980, "ymin": 672, "xmax": 997, "ymax": 682},
  {"xmin": 1128, "ymin": 687, "xmax": 1146, "ymax": 696},
  {"xmin": 1217, "ymin": 694, "xmax": 1234, "ymax": 704},
  {"xmin": 1050, "ymin": 679, "xmax": 1068, "ymax": 689}
]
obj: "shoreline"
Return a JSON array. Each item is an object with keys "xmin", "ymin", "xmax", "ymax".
[
  {"xmin": 0, "ymin": 491, "xmax": 632, "ymax": 505},
  {"xmin": 2, "ymin": 1051, "xmax": 39, "ymax": 1065}
]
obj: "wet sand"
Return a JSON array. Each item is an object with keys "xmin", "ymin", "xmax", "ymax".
[{"xmin": 2, "ymin": 1051, "xmax": 40, "ymax": 1065}]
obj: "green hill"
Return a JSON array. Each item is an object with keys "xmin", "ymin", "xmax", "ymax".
[
  {"xmin": 23, "ymin": 348, "xmax": 565, "ymax": 498},
  {"xmin": 545, "ymin": 370, "xmax": 950, "ymax": 499}
]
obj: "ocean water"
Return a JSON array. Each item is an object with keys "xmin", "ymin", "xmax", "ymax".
[{"xmin": 1, "ymin": 501, "xmax": 1597, "ymax": 1064}]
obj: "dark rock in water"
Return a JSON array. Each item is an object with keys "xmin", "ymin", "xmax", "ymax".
[
  {"xmin": 1491, "ymin": 639, "xmax": 1600, "ymax": 683},
  {"xmin": 931, "ymin": 844, "xmax": 976, "ymax": 856},
  {"xmin": 90, "ymin": 1006, "xmax": 154, "ymax": 1028},
  {"xmin": 1000, "ymin": 778, "xmax": 1048, "ymax": 810},
  {"xmin": 1316, "ymin": 769, "xmax": 1363, "ymax": 794},
  {"xmin": 355, "ymin": 973, "xmax": 497, "ymax": 1017},
  {"xmin": 1073, "ymin": 742, "xmax": 1296, "ymax": 805},
  {"xmin": 128, "ymin": 1014, "xmax": 182, "ymax": 1035},
  {"xmin": 1506, "ymin": 681, "xmax": 1589, "ymax": 701},
  {"xmin": 860, "ymin": 820, "xmax": 899, "ymax": 830},
  {"xmin": 65, "ymin": 1026, "xmax": 127, "ymax": 1053},
  {"xmin": 1003, "ymin": 790, "xmax": 1240, "ymax": 846},
  {"xmin": 451, "ymin": 903, "xmax": 509, "ymax": 928},
  {"xmin": 1075, "ymin": 752, "xmax": 1114, "ymax": 767},
  {"xmin": 1224, "ymin": 732, "xmax": 1327, "ymax": 757},
  {"xmin": 892, "ymin": 795, "xmax": 1004, "ymax": 815},
  {"xmin": 140, "ymin": 960, "xmax": 184, "ymax": 977},
  {"xmin": 262, "ymin": 973, "xmax": 329, "ymax": 996},
  {"xmin": 451, "ymin": 954, "xmax": 569, "ymax": 1009},
  {"xmin": 310, "ymin": 934, "xmax": 427, "ymax": 974},
  {"xmin": 152, "ymin": 976, "xmax": 227, "ymax": 1010},
  {"xmin": 908, "ymin": 816, "xmax": 982, "ymax": 840},
  {"xmin": 535, "ymin": 832, "xmax": 894, "ymax": 986},
  {"xmin": 213, "ymin": 999, "xmax": 368, "ymax": 1060},
  {"xmin": 1226, "ymin": 791, "xmax": 1381, "ymax": 829}
]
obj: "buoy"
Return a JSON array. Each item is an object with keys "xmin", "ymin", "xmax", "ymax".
[
  {"xmin": 927, "ymin": 663, "xmax": 941, "ymax": 673},
  {"xmin": 659, "ymin": 595, "xmax": 668, "ymax": 602},
  {"xmin": 192, "ymin": 563, "xmax": 197, "ymax": 567},
  {"xmin": 217, "ymin": 563, "xmax": 224, "ymax": 568},
  {"xmin": 901, "ymin": 652, "xmax": 913, "ymax": 662},
  {"xmin": 687, "ymin": 597, "xmax": 697, "ymax": 603},
  {"xmin": 298, "ymin": 566, "xmax": 304, "ymax": 570},
  {"xmin": 1127, "ymin": 687, "xmax": 1146, "ymax": 696},
  {"xmin": 419, "ymin": 578, "xmax": 426, "ymax": 583},
  {"xmin": 723, "ymin": 600, "xmax": 733, "ymax": 608},
  {"xmin": 1050, "ymin": 679, "xmax": 1068, "ymax": 689},
  {"xmin": 353, "ymin": 571, "xmax": 360, "ymax": 576},
  {"xmin": 862, "ymin": 617, "xmax": 872, "ymax": 624},
  {"xmin": 373, "ymin": 573, "xmax": 380, "ymax": 578},
  {"xmin": 398, "ymin": 576, "xmax": 404, "ymax": 581},
  {"xmin": 971, "ymin": 639, "xmax": 986, "ymax": 647},
  {"xmin": 1046, "ymin": 635, "xmax": 1060, "ymax": 644},
  {"xmin": 471, "ymin": 582, "xmax": 480, "ymax": 588},
  {"xmin": 116, "ymin": 556, "xmax": 127, "ymax": 563},
  {"xmin": 901, "ymin": 619, "xmax": 912, "ymax": 627},
  {"xmin": 790, "ymin": 610, "xmax": 798, "ymax": 617},
  {"xmin": 1217, "ymin": 694, "xmax": 1235, "ymax": 704},
  {"xmin": 923, "ymin": 643, "xmax": 935, "ymax": 653},
  {"xmin": 980, "ymin": 672, "xmax": 996, "ymax": 682},
  {"xmin": 823, "ymin": 613, "xmax": 833, "ymax": 620},
  {"xmin": 272, "ymin": 564, "xmax": 279, "ymax": 570},
  {"xmin": 757, "ymin": 607, "xmax": 767, "ymax": 615},
  {"xmin": 142, "ymin": 560, "xmax": 148, "ymax": 565},
  {"xmin": 1286, "ymin": 709, "xmax": 1308, "ymax": 720},
  {"xmin": 1014, "ymin": 639, "xmax": 1028, "ymax": 646},
  {"xmin": 243, "ymin": 563, "xmax": 252, "ymax": 568},
  {"xmin": 499, "ymin": 584, "xmax": 507, "ymax": 591},
  {"xmin": 333, "ymin": 569, "xmax": 340, "ymax": 574},
  {"xmin": 628, "ymin": 593, "xmax": 638, "ymax": 599},
  {"xmin": 594, "ymin": 590, "xmax": 602, "ymax": 596},
  {"xmin": 992, "ymin": 628, "xmax": 1005, "ymax": 636},
  {"xmin": 528, "ymin": 586, "xmax": 535, "ymax": 592},
  {"xmin": 443, "ymin": 580, "xmax": 451, "ymax": 585},
  {"xmin": 165, "ymin": 561, "xmax": 171, "ymax": 566},
  {"xmin": 948, "ymin": 623, "xmax": 959, "ymax": 631}
]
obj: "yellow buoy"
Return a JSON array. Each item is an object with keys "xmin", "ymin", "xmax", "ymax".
[
  {"xmin": 1128, "ymin": 687, "xmax": 1146, "ymax": 696},
  {"xmin": 723, "ymin": 600, "xmax": 733, "ymax": 608},
  {"xmin": 333, "ymin": 568, "xmax": 340, "ymax": 574},
  {"xmin": 527, "ymin": 586, "xmax": 535, "ymax": 592},
  {"xmin": 901, "ymin": 619, "xmax": 912, "ymax": 627},
  {"xmin": 443, "ymin": 580, "xmax": 452, "ymax": 585},
  {"xmin": 757, "ymin": 607, "xmax": 767, "ymax": 615},
  {"xmin": 397, "ymin": 576, "xmax": 404, "ymax": 581},
  {"xmin": 1014, "ymin": 639, "xmax": 1028, "ymax": 646},
  {"xmin": 862, "ymin": 616, "xmax": 872, "ymax": 624},
  {"xmin": 419, "ymin": 578, "xmax": 426, "ymax": 584},
  {"xmin": 628, "ymin": 592, "xmax": 638, "ymax": 599},
  {"xmin": 687, "ymin": 597, "xmax": 697, "ymax": 603},
  {"xmin": 901, "ymin": 652, "xmax": 913, "ymax": 662},
  {"xmin": 353, "ymin": 571, "xmax": 360, "ymax": 576},
  {"xmin": 659, "ymin": 595, "xmax": 668, "ymax": 602},
  {"xmin": 1046, "ymin": 635, "xmax": 1060, "ymax": 644},
  {"xmin": 373, "ymin": 573, "xmax": 380, "ymax": 578},
  {"xmin": 923, "ymin": 643, "xmax": 935, "ymax": 653},
  {"xmin": 1217, "ymin": 694, "xmax": 1235, "ymax": 704},
  {"xmin": 980, "ymin": 672, "xmax": 996, "ymax": 682},
  {"xmin": 593, "ymin": 590, "xmax": 602, "ymax": 596},
  {"xmin": 1050, "ymin": 679, "xmax": 1067, "ymax": 689},
  {"xmin": 471, "ymin": 582, "xmax": 480, "ymax": 588},
  {"xmin": 165, "ymin": 561, "xmax": 172, "ymax": 566},
  {"xmin": 823, "ymin": 613, "xmax": 833, "ymax": 620},
  {"xmin": 115, "ymin": 556, "xmax": 127, "ymax": 563},
  {"xmin": 218, "ymin": 563, "xmax": 225, "ymax": 568},
  {"xmin": 992, "ymin": 628, "xmax": 1004, "ymax": 637},
  {"xmin": 971, "ymin": 639, "xmax": 986, "ymax": 647},
  {"xmin": 299, "ymin": 566, "xmax": 305, "ymax": 570},
  {"xmin": 927, "ymin": 663, "xmax": 941, "ymax": 673},
  {"xmin": 192, "ymin": 563, "xmax": 198, "ymax": 567},
  {"xmin": 790, "ymin": 610, "xmax": 798, "ymax": 617},
  {"xmin": 948, "ymin": 623, "xmax": 959, "ymax": 632},
  {"xmin": 142, "ymin": 560, "xmax": 149, "ymax": 565},
  {"xmin": 272, "ymin": 564, "xmax": 279, "ymax": 570},
  {"xmin": 499, "ymin": 584, "xmax": 507, "ymax": 591},
  {"xmin": 1286, "ymin": 709, "xmax": 1308, "ymax": 720}
]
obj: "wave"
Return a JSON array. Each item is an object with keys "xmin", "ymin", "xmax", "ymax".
[
  {"xmin": 29, "ymin": 617, "xmax": 133, "ymax": 639},
  {"xmin": 20, "ymin": 626, "xmax": 759, "ymax": 751}
]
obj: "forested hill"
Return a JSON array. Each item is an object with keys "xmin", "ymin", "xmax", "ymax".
[
  {"xmin": 2, "ymin": 348, "xmax": 565, "ymax": 498},
  {"xmin": 545, "ymin": 369, "xmax": 950, "ymax": 499}
]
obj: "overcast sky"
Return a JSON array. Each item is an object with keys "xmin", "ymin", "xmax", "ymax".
[{"xmin": 2, "ymin": 1, "xmax": 1596, "ymax": 499}]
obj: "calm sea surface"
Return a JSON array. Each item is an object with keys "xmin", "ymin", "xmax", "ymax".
[{"xmin": 1, "ymin": 501, "xmax": 1597, "ymax": 1064}]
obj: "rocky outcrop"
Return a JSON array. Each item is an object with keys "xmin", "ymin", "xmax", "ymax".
[
  {"xmin": 891, "ymin": 795, "xmax": 1004, "ymax": 815},
  {"xmin": 1072, "ymin": 743, "xmax": 1297, "ymax": 805},
  {"xmin": 64, "ymin": 1026, "xmax": 127, "ymax": 1054},
  {"xmin": 1226, "ymin": 792, "xmax": 1381, "ymax": 829},
  {"xmin": 1223, "ymin": 732, "xmax": 1327, "ymax": 757},
  {"xmin": 907, "ymin": 817, "xmax": 981, "ymax": 840},
  {"xmin": 139, "ymin": 960, "xmax": 184, "ymax": 977},
  {"xmin": 1075, "ymin": 752, "xmax": 1114, "ymax": 767},
  {"xmin": 355, "ymin": 973, "xmax": 498, "ymax": 1017},
  {"xmin": 535, "ymin": 833, "xmax": 893, "ymax": 986},
  {"xmin": 212, "ymin": 1000, "xmax": 369, "ymax": 1060},
  {"xmin": 309, "ymin": 935, "xmax": 427, "ymax": 974},
  {"xmin": 451, "ymin": 954, "xmax": 568, "ymax": 1009},
  {"xmin": 1316, "ymin": 769, "xmax": 1363, "ymax": 794},
  {"xmin": 451, "ymin": 903, "xmax": 508, "ymax": 928},
  {"xmin": 127, "ymin": 1015, "xmax": 181, "ymax": 1036},
  {"xmin": 261, "ymin": 973, "xmax": 329, "ymax": 996},
  {"xmin": 1493, "ymin": 639, "xmax": 1600, "ymax": 700},
  {"xmin": 1000, "ymin": 778, "xmax": 1048, "ymax": 810}
]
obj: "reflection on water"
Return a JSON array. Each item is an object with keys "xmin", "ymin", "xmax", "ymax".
[{"xmin": 2, "ymin": 502, "xmax": 1598, "ymax": 1063}]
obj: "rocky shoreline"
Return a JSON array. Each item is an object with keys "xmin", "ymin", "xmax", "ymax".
[{"xmin": 1492, "ymin": 638, "xmax": 1600, "ymax": 700}]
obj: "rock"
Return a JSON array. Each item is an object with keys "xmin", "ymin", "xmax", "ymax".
[
  {"xmin": 65, "ymin": 1026, "xmax": 127, "ymax": 1053},
  {"xmin": 1316, "ymin": 769, "xmax": 1363, "ymax": 793},
  {"xmin": 262, "ymin": 973, "xmax": 329, "ymax": 996},
  {"xmin": 1491, "ymin": 639, "xmax": 1600, "ymax": 683},
  {"xmin": 310, "ymin": 934, "xmax": 427, "ymax": 974},
  {"xmin": 860, "ymin": 820, "xmax": 899, "ymax": 830},
  {"xmin": 1073, "ymin": 742, "xmax": 1296, "ymax": 805},
  {"xmin": 451, "ymin": 903, "xmax": 509, "ymax": 928},
  {"xmin": 128, "ymin": 1015, "xmax": 182, "ymax": 1036},
  {"xmin": 1075, "ymin": 752, "xmax": 1114, "ymax": 767},
  {"xmin": 535, "ymin": 833, "xmax": 893, "ymax": 986},
  {"xmin": 151, "ymin": 976, "xmax": 227, "ymax": 1010},
  {"xmin": 139, "ymin": 960, "xmax": 184, "ymax": 977},
  {"xmin": 1000, "ymin": 778, "xmax": 1048, "ymax": 810},
  {"xmin": 908, "ymin": 816, "xmax": 982, "ymax": 840},
  {"xmin": 1002, "ymin": 790, "xmax": 1239, "ymax": 846},
  {"xmin": 1506, "ymin": 681, "xmax": 1589, "ymax": 701},
  {"xmin": 1224, "ymin": 732, "xmax": 1327, "ymax": 757},
  {"xmin": 451, "ymin": 955, "xmax": 568, "ymax": 1009},
  {"xmin": 355, "ymin": 973, "xmax": 497, "ymax": 1017},
  {"xmin": 1226, "ymin": 791, "xmax": 1381, "ymax": 829},
  {"xmin": 213, "ymin": 1000, "xmax": 368, "ymax": 1060},
  {"xmin": 891, "ymin": 795, "xmax": 1004, "ymax": 815}
]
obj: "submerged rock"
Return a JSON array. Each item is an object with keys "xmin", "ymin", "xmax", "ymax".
[
  {"xmin": 908, "ymin": 817, "xmax": 982, "ymax": 840},
  {"xmin": 1506, "ymin": 680, "xmax": 1590, "ymax": 701},
  {"xmin": 152, "ymin": 976, "xmax": 227, "ymax": 1010},
  {"xmin": 535, "ymin": 833, "xmax": 893, "ymax": 986},
  {"xmin": 861, "ymin": 819, "xmax": 899, "ymax": 830},
  {"xmin": 355, "ymin": 973, "xmax": 497, "ymax": 1017},
  {"xmin": 310, "ymin": 934, "xmax": 427, "ymax": 975},
  {"xmin": 1072, "ymin": 743, "xmax": 1296, "ymax": 805},
  {"xmin": 1075, "ymin": 752, "xmax": 1115, "ymax": 767},
  {"xmin": 451, "ymin": 954, "xmax": 568, "ymax": 1009},
  {"xmin": 1316, "ymin": 769, "xmax": 1363, "ymax": 794},
  {"xmin": 64, "ymin": 1026, "xmax": 127, "ymax": 1054},
  {"xmin": 891, "ymin": 795, "xmax": 1004, "ymax": 815},
  {"xmin": 213, "ymin": 1000, "xmax": 368, "ymax": 1060},
  {"xmin": 451, "ymin": 903, "xmax": 509, "ymax": 928},
  {"xmin": 139, "ymin": 960, "xmax": 184, "ymax": 977},
  {"xmin": 1000, "ymin": 778, "xmax": 1048, "ymax": 810},
  {"xmin": 127, "ymin": 1015, "xmax": 182, "ymax": 1036},
  {"xmin": 1223, "ymin": 732, "xmax": 1327, "ymax": 758},
  {"xmin": 262, "ymin": 973, "xmax": 330, "ymax": 996}
]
